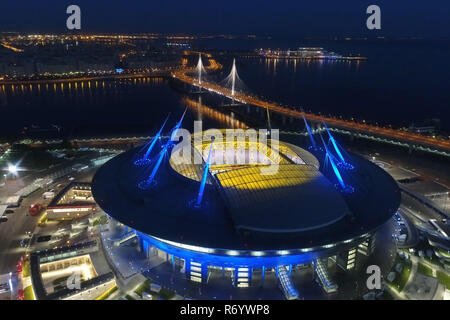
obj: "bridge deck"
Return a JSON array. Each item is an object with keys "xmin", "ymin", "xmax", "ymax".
[{"xmin": 172, "ymin": 68, "xmax": 450, "ymax": 153}]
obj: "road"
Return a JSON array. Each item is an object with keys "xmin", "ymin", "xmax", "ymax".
[
  {"xmin": 0, "ymin": 185, "xmax": 46, "ymax": 274},
  {"xmin": 0, "ymin": 70, "xmax": 170, "ymax": 86},
  {"xmin": 0, "ymin": 153, "xmax": 108, "ymax": 274},
  {"xmin": 172, "ymin": 68, "xmax": 450, "ymax": 153},
  {"xmin": 397, "ymin": 209, "xmax": 420, "ymax": 248}
]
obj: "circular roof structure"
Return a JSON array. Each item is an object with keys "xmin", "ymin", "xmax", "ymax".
[{"xmin": 92, "ymin": 131, "xmax": 400, "ymax": 251}]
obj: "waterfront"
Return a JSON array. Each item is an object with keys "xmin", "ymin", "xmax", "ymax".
[
  {"xmin": 0, "ymin": 77, "xmax": 244, "ymax": 139},
  {"xmin": 1, "ymin": 39, "xmax": 450, "ymax": 141}
]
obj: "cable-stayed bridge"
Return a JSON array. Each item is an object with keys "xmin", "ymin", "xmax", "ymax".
[{"xmin": 172, "ymin": 54, "xmax": 450, "ymax": 155}]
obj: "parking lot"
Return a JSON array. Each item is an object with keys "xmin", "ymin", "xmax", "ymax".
[{"xmin": 0, "ymin": 154, "xmax": 106, "ymax": 275}]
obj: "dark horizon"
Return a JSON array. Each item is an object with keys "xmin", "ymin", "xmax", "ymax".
[{"xmin": 1, "ymin": 1, "xmax": 450, "ymax": 38}]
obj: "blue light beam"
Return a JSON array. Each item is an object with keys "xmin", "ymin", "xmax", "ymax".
[
  {"xmin": 319, "ymin": 133, "xmax": 346, "ymax": 189},
  {"xmin": 196, "ymin": 137, "xmax": 215, "ymax": 207},
  {"xmin": 146, "ymin": 142, "xmax": 170, "ymax": 185},
  {"xmin": 170, "ymin": 108, "xmax": 187, "ymax": 140},
  {"xmin": 323, "ymin": 122, "xmax": 346, "ymax": 164},
  {"xmin": 141, "ymin": 109, "xmax": 187, "ymax": 188},
  {"xmin": 302, "ymin": 114, "xmax": 317, "ymax": 149},
  {"xmin": 142, "ymin": 115, "xmax": 170, "ymax": 161}
]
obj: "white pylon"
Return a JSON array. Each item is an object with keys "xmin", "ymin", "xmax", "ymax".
[
  {"xmin": 197, "ymin": 53, "xmax": 203, "ymax": 84},
  {"xmin": 231, "ymin": 58, "xmax": 236, "ymax": 96}
]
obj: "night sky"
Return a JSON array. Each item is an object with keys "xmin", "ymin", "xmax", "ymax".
[{"xmin": 0, "ymin": 0, "xmax": 450, "ymax": 38}]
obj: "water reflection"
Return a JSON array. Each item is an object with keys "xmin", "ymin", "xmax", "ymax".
[
  {"xmin": 0, "ymin": 76, "xmax": 252, "ymax": 137},
  {"xmin": 0, "ymin": 77, "xmax": 167, "ymax": 104},
  {"xmin": 183, "ymin": 96, "xmax": 248, "ymax": 130},
  {"xmin": 260, "ymin": 55, "xmax": 358, "ymax": 78}
]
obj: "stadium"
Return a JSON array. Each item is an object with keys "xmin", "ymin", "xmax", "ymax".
[{"xmin": 92, "ymin": 121, "xmax": 401, "ymax": 298}]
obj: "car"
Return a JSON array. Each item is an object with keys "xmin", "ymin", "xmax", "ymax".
[
  {"xmin": 0, "ymin": 216, "xmax": 8, "ymax": 223},
  {"xmin": 20, "ymin": 238, "xmax": 31, "ymax": 248},
  {"xmin": 143, "ymin": 292, "xmax": 153, "ymax": 300},
  {"xmin": 29, "ymin": 203, "xmax": 43, "ymax": 216},
  {"xmin": 36, "ymin": 235, "xmax": 51, "ymax": 243},
  {"xmin": 42, "ymin": 191, "xmax": 55, "ymax": 200},
  {"xmin": 5, "ymin": 209, "xmax": 14, "ymax": 214}
]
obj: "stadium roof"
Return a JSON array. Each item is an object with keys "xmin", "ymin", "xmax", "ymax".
[
  {"xmin": 92, "ymin": 134, "xmax": 400, "ymax": 250},
  {"xmin": 216, "ymin": 164, "xmax": 350, "ymax": 232}
]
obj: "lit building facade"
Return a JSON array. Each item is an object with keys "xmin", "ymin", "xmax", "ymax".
[{"xmin": 46, "ymin": 182, "xmax": 96, "ymax": 220}]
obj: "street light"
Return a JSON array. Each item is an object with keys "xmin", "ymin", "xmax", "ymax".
[{"xmin": 8, "ymin": 164, "xmax": 17, "ymax": 174}]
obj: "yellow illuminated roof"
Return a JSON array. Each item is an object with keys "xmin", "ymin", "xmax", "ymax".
[
  {"xmin": 215, "ymin": 164, "xmax": 322, "ymax": 208},
  {"xmin": 217, "ymin": 164, "xmax": 320, "ymax": 190},
  {"xmin": 194, "ymin": 140, "xmax": 286, "ymax": 167},
  {"xmin": 170, "ymin": 130, "xmax": 321, "ymax": 186}
]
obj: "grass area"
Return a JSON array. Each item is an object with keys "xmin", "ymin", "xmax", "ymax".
[
  {"xmin": 381, "ymin": 290, "xmax": 394, "ymax": 300},
  {"xmin": 159, "ymin": 288, "xmax": 175, "ymax": 300},
  {"xmin": 93, "ymin": 215, "xmax": 108, "ymax": 226},
  {"xmin": 135, "ymin": 279, "xmax": 152, "ymax": 297},
  {"xmin": 437, "ymin": 250, "xmax": 450, "ymax": 259},
  {"xmin": 412, "ymin": 239, "xmax": 445, "ymax": 268},
  {"xmin": 23, "ymin": 285, "xmax": 35, "ymax": 300},
  {"xmin": 389, "ymin": 256, "xmax": 412, "ymax": 292},
  {"xmin": 133, "ymin": 279, "xmax": 175, "ymax": 300},
  {"xmin": 22, "ymin": 260, "xmax": 31, "ymax": 278},
  {"xmin": 424, "ymin": 256, "xmax": 445, "ymax": 269},
  {"xmin": 417, "ymin": 263, "xmax": 434, "ymax": 277},
  {"xmin": 436, "ymin": 271, "xmax": 450, "ymax": 290},
  {"xmin": 95, "ymin": 285, "xmax": 118, "ymax": 300},
  {"xmin": 125, "ymin": 294, "xmax": 135, "ymax": 300}
]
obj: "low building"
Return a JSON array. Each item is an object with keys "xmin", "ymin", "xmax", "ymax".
[
  {"xmin": 46, "ymin": 182, "xmax": 96, "ymax": 220},
  {"xmin": 29, "ymin": 240, "xmax": 116, "ymax": 300}
]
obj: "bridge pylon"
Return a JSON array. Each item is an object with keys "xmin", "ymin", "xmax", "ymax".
[
  {"xmin": 220, "ymin": 58, "xmax": 246, "ymax": 107},
  {"xmin": 191, "ymin": 53, "xmax": 207, "ymax": 94}
]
